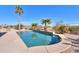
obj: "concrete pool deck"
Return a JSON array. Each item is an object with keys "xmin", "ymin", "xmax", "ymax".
[
  {"xmin": 0, "ymin": 29, "xmax": 74, "ymax": 53},
  {"xmin": 0, "ymin": 29, "xmax": 28, "ymax": 53}
]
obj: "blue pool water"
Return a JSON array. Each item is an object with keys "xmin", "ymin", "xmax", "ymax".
[
  {"xmin": 0, "ymin": 32, "xmax": 6, "ymax": 37},
  {"xmin": 18, "ymin": 31, "xmax": 61, "ymax": 47}
]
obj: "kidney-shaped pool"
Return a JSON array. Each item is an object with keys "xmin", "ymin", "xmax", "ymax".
[{"xmin": 17, "ymin": 31, "xmax": 61, "ymax": 48}]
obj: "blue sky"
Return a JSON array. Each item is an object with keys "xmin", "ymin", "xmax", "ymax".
[{"xmin": 0, "ymin": 5, "xmax": 79, "ymax": 26}]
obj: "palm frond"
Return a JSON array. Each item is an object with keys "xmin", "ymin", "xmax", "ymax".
[{"xmin": 15, "ymin": 5, "xmax": 23, "ymax": 15}]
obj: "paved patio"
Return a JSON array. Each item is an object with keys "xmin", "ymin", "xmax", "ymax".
[{"xmin": 0, "ymin": 29, "xmax": 28, "ymax": 53}]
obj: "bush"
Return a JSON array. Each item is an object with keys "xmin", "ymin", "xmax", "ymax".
[
  {"xmin": 14, "ymin": 24, "xmax": 24, "ymax": 30},
  {"xmin": 53, "ymin": 25, "xmax": 69, "ymax": 34}
]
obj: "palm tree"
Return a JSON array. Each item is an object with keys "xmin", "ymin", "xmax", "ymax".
[
  {"xmin": 41, "ymin": 18, "xmax": 51, "ymax": 31},
  {"xmin": 15, "ymin": 5, "xmax": 23, "ymax": 32},
  {"xmin": 31, "ymin": 23, "xmax": 38, "ymax": 30}
]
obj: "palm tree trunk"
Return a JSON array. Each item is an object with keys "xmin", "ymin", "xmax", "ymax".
[
  {"xmin": 18, "ymin": 15, "xmax": 20, "ymax": 32},
  {"xmin": 44, "ymin": 23, "xmax": 47, "ymax": 31}
]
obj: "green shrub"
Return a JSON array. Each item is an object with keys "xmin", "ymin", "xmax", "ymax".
[
  {"xmin": 53, "ymin": 25, "xmax": 69, "ymax": 34},
  {"xmin": 14, "ymin": 24, "xmax": 24, "ymax": 30}
]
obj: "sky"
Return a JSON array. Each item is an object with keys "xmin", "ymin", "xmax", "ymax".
[{"xmin": 0, "ymin": 5, "xmax": 79, "ymax": 26}]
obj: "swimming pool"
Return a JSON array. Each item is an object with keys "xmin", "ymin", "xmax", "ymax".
[
  {"xmin": 0, "ymin": 32, "xmax": 6, "ymax": 37},
  {"xmin": 18, "ymin": 31, "xmax": 61, "ymax": 48}
]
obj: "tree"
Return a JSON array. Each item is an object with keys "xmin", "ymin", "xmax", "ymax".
[
  {"xmin": 53, "ymin": 20, "xmax": 69, "ymax": 34},
  {"xmin": 31, "ymin": 23, "xmax": 38, "ymax": 30},
  {"xmin": 41, "ymin": 18, "xmax": 51, "ymax": 31},
  {"xmin": 15, "ymin": 5, "xmax": 23, "ymax": 31},
  {"xmin": 56, "ymin": 20, "xmax": 64, "ymax": 26}
]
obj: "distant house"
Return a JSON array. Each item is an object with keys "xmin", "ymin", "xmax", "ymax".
[{"xmin": 40, "ymin": 26, "xmax": 53, "ymax": 32}]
